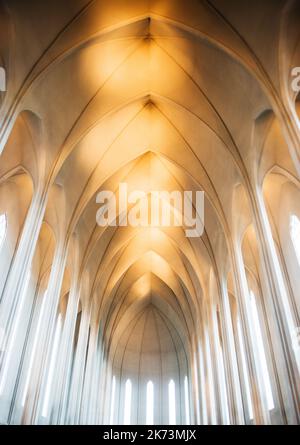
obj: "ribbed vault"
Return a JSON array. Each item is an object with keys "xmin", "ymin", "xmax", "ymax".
[{"xmin": 0, "ymin": 0, "xmax": 300, "ymax": 426}]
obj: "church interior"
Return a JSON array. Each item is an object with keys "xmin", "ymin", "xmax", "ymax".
[{"xmin": 0, "ymin": 0, "xmax": 300, "ymax": 425}]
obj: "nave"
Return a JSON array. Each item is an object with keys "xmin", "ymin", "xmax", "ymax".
[{"xmin": 0, "ymin": 0, "xmax": 300, "ymax": 425}]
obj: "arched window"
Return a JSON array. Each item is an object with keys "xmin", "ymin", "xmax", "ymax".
[
  {"xmin": 290, "ymin": 214, "xmax": 300, "ymax": 266},
  {"xmin": 0, "ymin": 213, "xmax": 7, "ymax": 250},
  {"xmin": 184, "ymin": 376, "xmax": 190, "ymax": 425},
  {"xmin": 109, "ymin": 375, "xmax": 116, "ymax": 425},
  {"xmin": 168, "ymin": 379, "xmax": 176, "ymax": 425},
  {"xmin": 146, "ymin": 380, "xmax": 154, "ymax": 425},
  {"xmin": 123, "ymin": 378, "xmax": 132, "ymax": 425},
  {"xmin": 42, "ymin": 313, "xmax": 62, "ymax": 417},
  {"xmin": 249, "ymin": 291, "xmax": 274, "ymax": 411}
]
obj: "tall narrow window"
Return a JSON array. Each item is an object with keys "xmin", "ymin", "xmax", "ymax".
[
  {"xmin": 22, "ymin": 290, "xmax": 48, "ymax": 405},
  {"xmin": 109, "ymin": 375, "xmax": 116, "ymax": 425},
  {"xmin": 146, "ymin": 380, "xmax": 154, "ymax": 425},
  {"xmin": 0, "ymin": 267, "xmax": 31, "ymax": 393},
  {"xmin": 184, "ymin": 376, "xmax": 190, "ymax": 425},
  {"xmin": 0, "ymin": 213, "xmax": 7, "ymax": 250},
  {"xmin": 290, "ymin": 214, "xmax": 300, "ymax": 266},
  {"xmin": 123, "ymin": 378, "xmax": 132, "ymax": 425},
  {"xmin": 168, "ymin": 379, "xmax": 176, "ymax": 425},
  {"xmin": 249, "ymin": 291, "xmax": 274, "ymax": 410},
  {"xmin": 237, "ymin": 317, "xmax": 253, "ymax": 419},
  {"xmin": 42, "ymin": 313, "xmax": 62, "ymax": 417}
]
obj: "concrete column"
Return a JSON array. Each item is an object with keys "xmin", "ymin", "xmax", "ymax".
[
  {"xmin": 218, "ymin": 283, "xmax": 245, "ymax": 424},
  {"xmin": 211, "ymin": 302, "xmax": 230, "ymax": 424},
  {"xmin": 88, "ymin": 334, "xmax": 104, "ymax": 424},
  {"xmin": 249, "ymin": 187, "xmax": 300, "ymax": 423},
  {"xmin": 205, "ymin": 302, "xmax": 223, "ymax": 424},
  {"xmin": 233, "ymin": 243, "xmax": 271, "ymax": 424},
  {"xmin": 79, "ymin": 324, "xmax": 98, "ymax": 423},
  {"xmin": 67, "ymin": 301, "xmax": 92, "ymax": 424},
  {"xmin": 0, "ymin": 188, "xmax": 47, "ymax": 372},
  {"xmin": 25, "ymin": 243, "xmax": 68, "ymax": 424},
  {"xmin": 52, "ymin": 278, "xmax": 81, "ymax": 424}
]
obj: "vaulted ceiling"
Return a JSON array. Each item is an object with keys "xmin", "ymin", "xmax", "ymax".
[{"xmin": 0, "ymin": 0, "xmax": 299, "ymax": 375}]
